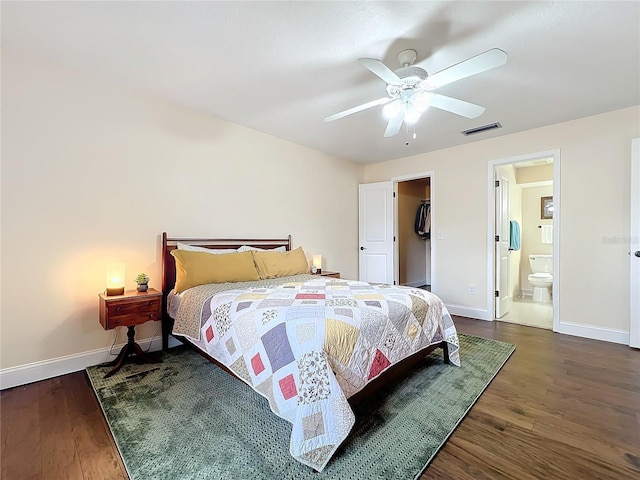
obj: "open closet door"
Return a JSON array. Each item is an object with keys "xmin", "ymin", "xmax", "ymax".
[{"xmin": 358, "ymin": 182, "xmax": 395, "ymax": 284}]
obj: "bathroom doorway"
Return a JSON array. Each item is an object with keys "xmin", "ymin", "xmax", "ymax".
[{"xmin": 489, "ymin": 151, "xmax": 560, "ymax": 331}]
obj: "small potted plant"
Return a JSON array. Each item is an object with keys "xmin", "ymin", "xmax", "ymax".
[{"xmin": 135, "ymin": 273, "xmax": 150, "ymax": 292}]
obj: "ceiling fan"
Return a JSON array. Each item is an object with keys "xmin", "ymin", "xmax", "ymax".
[{"xmin": 324, "ymin": 48, "xmax": 508, "ymax": 137}]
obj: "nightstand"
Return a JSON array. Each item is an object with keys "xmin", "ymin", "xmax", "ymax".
[
  {"xmin": 317, "ymin": 271, "xmax": 340, "ymax": 279},
  {"xmin": 98, "ymin": 288, "xmax": 162, "ymax": 378}
]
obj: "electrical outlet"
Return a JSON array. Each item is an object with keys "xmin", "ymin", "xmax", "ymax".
[
  {"xmin": 437, "ymin": 231, "xmax": 444, "ymax": 240},
  {"xmin": 468, "ymin": 284, "xmax": 477, "ymax": 295}
]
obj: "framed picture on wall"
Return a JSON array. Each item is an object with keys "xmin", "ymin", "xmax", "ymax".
[{"xmin": 541, "ymin": 196, "xmax": 553, "ymax": 219}]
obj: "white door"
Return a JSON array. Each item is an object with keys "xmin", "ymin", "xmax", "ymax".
[
  {"xmin": 495, "ymin": 172, "xmax": 511, "ymax": 318},
  {"xmin": 630, "ymin": 138, "xmax": 640, "ymax": 348},
  {"xmin": 358, "ymin": 182, "xmax": 395, "ymax": 284}
]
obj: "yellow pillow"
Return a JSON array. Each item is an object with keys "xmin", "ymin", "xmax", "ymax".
[
  {"xmin": 171, "ymin": 250, "xmax": 260, "ymax": 293},
  {"xmin": 251, "ymin": 246, "xmax": 309, "ymax": 279}
]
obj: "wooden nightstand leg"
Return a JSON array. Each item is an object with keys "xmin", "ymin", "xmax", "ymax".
[
  {"xmin": 101, "ymin": 349, "xmax": 123, "ymax": 367},
  {"xmin": 103, "ymin": 341, "xmax": 133, "ymax": 378},
  {"xmin": 133, "ymin": 342, "xmax": 160, "ymax": 364},
  {"xmin": 102, "ymin": 326, "xmax": 160, "ymax": 378}
]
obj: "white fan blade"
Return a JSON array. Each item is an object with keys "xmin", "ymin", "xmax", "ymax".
[
  {"xmin": 425, "ymin": 48, "xmax": 507, "ymax": 89},
  {"xmin": 358, "ymin": 58, "xmax": 403, "ymax": 85},
  {"xmin": 428, "ymin": 93, "xmax": 485, "ymax": 118},
  {"xmin": 384, "ymin": 107, "xmax": 405, "ymax": 137},
  {"xmin": 324, "ymin": 97, "xmax": 391, "ymax": 122}
]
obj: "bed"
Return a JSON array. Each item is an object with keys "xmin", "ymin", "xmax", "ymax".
[{"xmin": 161, "ymin": 233, "xmax": 460, "ymax": 471}]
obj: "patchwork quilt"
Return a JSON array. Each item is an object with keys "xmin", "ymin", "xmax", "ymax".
[{"xmin": 178, "ymin": 277, "xmax": 460, "ymax": 471}]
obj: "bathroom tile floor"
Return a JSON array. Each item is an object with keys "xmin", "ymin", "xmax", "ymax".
[{"xmin": 498, "ymin": 295, "xmax": 553, "ymax": 330}]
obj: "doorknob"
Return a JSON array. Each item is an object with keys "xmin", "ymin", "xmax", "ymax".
[
  {"xmin": 360, "ymin": 246, "xmax": 366, "ymax": 250},
  {"xmin": 635, "ymin": 251, "xmax": 640, "ymax": 258}
]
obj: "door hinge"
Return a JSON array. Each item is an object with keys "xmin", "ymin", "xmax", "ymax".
[
  {"xmin": 393, "ymin": 236, "xmax": 396, "ymax": 242},
  {"xmin": 393, "ymin": 191, "xmax": 396, "ymax": 198},
  {"xmin": 495, "ymin": 235, "xmax": 499, "ymax": 242},
  {"xmin": 394, "ymin": 280, "xmax": 397, "ymax": 285},
  {"xmin": 495, "ymin": 290, "xmax": 499, "ymax": 298},
  {"xmin": 495, "ymin": 180, "xmax": 500, "ymax": 187}
]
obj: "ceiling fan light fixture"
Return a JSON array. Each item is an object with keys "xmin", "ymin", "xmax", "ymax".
[
  {"xmin": 383, "ymin": 101, "xmax": 404, "ymax": 120},
  {"xmin": 404, "ymin": 108, "xmax": 422, "ymax": 125},
  {"xmin": 403, "ymin": 93, "xmax": 431, "ymax": 125},
  {"xmin": 411, "ymin": 92, "xmax": 431, "ymax": 111}
]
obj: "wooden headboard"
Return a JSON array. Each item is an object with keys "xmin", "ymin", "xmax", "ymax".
[{"xmin": 160, "ymin": 232, "xmax": 292, "ymax": 349}]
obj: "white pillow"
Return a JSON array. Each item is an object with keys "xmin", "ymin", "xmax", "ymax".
[
  {"xmin": 176, "ymin": 242, "xmax": 237, "ymax": 254},
  {"xmin": 237, "ymin": 245, "xmax": 287, "ymax": 253}
]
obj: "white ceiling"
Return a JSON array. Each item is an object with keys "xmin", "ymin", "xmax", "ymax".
[{"xmin": 3, "ymin": 1, "xmax": 639, "ymax": 164}]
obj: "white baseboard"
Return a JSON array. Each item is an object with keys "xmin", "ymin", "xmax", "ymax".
[
  {"xmin": 555, "ymin": 321, "xmax": 629, "ymax": 345},
  {"xmin": 446, "ymin": 304, "xmax": 493, "ymax": 321},
  {"xmin": 446, "ymin": 303, "xmax": 628, "ymax": 345},
  {"xmin": 0, "ymin": 335, "xmax": 182, "ymax": 390}
]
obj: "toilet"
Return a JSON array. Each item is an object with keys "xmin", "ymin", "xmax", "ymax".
[{"xmin": 528, "ymin": 255, "xmax": 553, "ymax": 303}]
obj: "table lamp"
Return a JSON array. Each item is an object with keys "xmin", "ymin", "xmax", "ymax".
[
  {"xmin": 312, "ymin": 255, "xmax": 322, "ymax": 274},
  {"xmin": 106, "ymin": 262, "xmax": 125, "ymax": 296}
]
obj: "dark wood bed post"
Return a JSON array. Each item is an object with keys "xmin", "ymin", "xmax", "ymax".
[
  {"xmin": 161, "ymin": 232, "xmax": 173, "ymax": 351},
  {"xmin": 442, "ymin": 341, "xmax": 450, "ymax": 364}
]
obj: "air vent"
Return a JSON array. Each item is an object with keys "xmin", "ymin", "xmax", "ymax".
[{"xmin": 461, "ymin": 122, "xmax": 502, "ymax": 136}]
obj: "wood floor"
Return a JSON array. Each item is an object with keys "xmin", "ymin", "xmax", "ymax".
[{"xmin": 1, "ymin": 317, "xmax": 639, "ymax": 480}]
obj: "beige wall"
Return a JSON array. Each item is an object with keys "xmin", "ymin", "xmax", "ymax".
[
  {"xmin": 1, "ymin": 51, "xmax": 363, "ymax": 369},
  {"xmin": 520, "ymin": 185, "xmax": 554, "ymax": 291},
  {"xmin": 516, "ymin": 163, "xmax": 553, "ymax": 184},
  {"xmin": 365, "ymin": 105, "xmax": 640, "ymax": 333}
]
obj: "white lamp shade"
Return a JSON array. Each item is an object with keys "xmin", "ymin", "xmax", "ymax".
[
  {"xmin": 106, "ymin": 262, "xmax": 125, "ymax": 296},
  {"xmin": 312, "ymin": 255, "xmax": 322, "ymax": 269}
]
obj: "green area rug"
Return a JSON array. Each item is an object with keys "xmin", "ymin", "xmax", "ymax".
[{"xmin": 87, "ymin": 334, "xmax": 514, "ymax": 480}]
